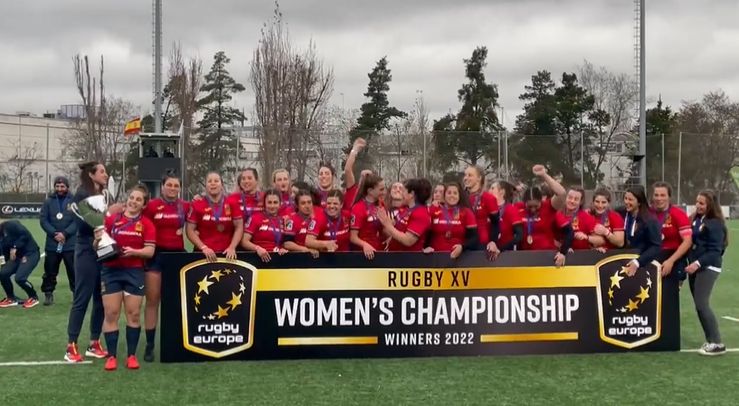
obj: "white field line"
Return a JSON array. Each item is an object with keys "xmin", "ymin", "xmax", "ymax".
[
  {"xmin": 0, "ymin": 360, "xmax": 92, "ymax": 367},
  {"xmin": 722, "ymin": 316, "xmax": 739, "ymax": 323},
  {"xmin": 680, "ymin": 348, "xmax": 738, "ymax": 353}
]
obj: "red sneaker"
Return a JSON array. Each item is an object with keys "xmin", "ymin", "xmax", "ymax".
[
  {"xmin": 126, "ymin": 355, "xmax": 140, "ymax": 370},
  {"xmin": 0, "ymin": 298, "xmax": 18, "ymax": 308},
  {"xmin": 22, "ymin": 298, "xmax": 39, "ymax": 308},
  {"xmin": 104, "ymin": 356, "xmax": 118, "ymax": 371},
  {"xmin": 64, "ymin": 343, "xmax": 84, "ymax": 363},
  {"xmin": 85, "ymin": 340, "xmax": 108, "ymax": 359}
]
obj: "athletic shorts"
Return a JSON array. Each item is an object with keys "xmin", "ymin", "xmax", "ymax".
[
  {"xmin": 146, "ymin": 248, "xmax": 185, "ymax": 273},
  {"xmin": 101, "ymin": 266, "xmax": 145, "ymax": 296}
]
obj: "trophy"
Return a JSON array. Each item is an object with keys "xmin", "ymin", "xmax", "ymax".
[{"xmin": 70, "ymin": 188, "xmax": 120, "ymax": 262}]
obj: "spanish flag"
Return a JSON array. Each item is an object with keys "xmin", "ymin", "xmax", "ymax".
[{"xmin": 124, "ymin": 117, "xmax": 142, "ymax": 137}]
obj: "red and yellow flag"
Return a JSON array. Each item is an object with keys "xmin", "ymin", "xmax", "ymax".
[{"xmin": 124, "ymin": 117, "xmax": 142, "ymax": 136}]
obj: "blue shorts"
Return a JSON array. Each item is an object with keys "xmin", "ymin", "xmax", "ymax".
[
  {"xmin": 101, "ymin": 266, "xmax": 145, "ymax": 296},
  {"xmin": 146, "ymin": 248, "xmax": 184, "ymax": 273}
]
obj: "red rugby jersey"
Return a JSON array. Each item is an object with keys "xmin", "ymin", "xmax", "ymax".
[
  {"xmin": 593, "ymin": 210, "xmax": 625, "ymax": 249},
  {"xmin": 428, "ymin": 205, "xmax": 476, "ymax": 252},
  {"xmin": 186, "ymin": 196, "xmax": 242, "ymax": 252},
  {"xmin": 468, "ymin": 190, "xmax": 499, "ymax": 245},
  {"xmin": 245, "ymin": 211, "xmax": 284, "ymax": 252},
  {"xmin": 519, "ymin": 199, "xmax": 569, "ymax": 250},
  {"xmin": 651, "ymin": 206, "xmax": 691, "ymax": 251},
  {"xmin": 497, "ymin": 203, "xmax": 524, "ymax": 249},
  {"xmin": 387, "ymin": 205, "xmax": 432, "ymax": 252},
  {"xmin": 227, "ymin": 191, "xmax": 263, "ymax": 226},
  {"xmin": 104, "ymin": 213, "xmax": 156, "ymax": 269},
  {"xmin": 284, "ymin": 212, "xmax": 319, "ymax": 246},
  {"xmin": 308, "ymin": 209, "xmax": 352, "ymax": 251},
  {"xmin": 564, "ymin": 209, "xmax": 596, "ymax": 250},
  {"xmin": 144, "ymin": 198, "xmax": 189, "ymax": 250},
  {"xmin": 350, "ymin": 199, "xmax": 383, "ymax": 250}
]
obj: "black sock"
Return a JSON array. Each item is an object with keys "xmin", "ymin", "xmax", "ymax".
[
  {"xmin": 104, "ymin": 331, "xmax": 119, "ymax": 358},
  {"xmin": 145, "ymin": 328, "xmax": 156, "ymax": 348},
  {"xmin": 126, "ymin": 326, "xmax": 141, "ymax": 357}
]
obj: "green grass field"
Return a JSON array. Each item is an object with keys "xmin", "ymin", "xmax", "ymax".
[{"xmin": 1, "ymin": 219, "xmax": 737, "ymax": 405}]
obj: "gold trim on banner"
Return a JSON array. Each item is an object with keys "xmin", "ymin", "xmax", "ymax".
[
  {"xmin": 277, "ymin": 336, "xmax": 379, "ymax": 346},
  {"xmin": 256, "ymin": 266, "xmax": 596, "ymax": 291},
  {"xmin": 480, "ymin": 332, "xmax": 579, "ymax": 343}
]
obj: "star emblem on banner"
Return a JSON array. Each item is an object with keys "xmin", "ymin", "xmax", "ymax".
[
  {"xmin": 611, "ymin": 269, "xmax": 653, "ymax": 314},
  {"xmin": 194, "ymin": 267, "xmax": 248, "ymax": 320}
]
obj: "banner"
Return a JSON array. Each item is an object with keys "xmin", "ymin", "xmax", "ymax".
[
  {"xmin": 0, "ymin": 202, "xmax": 42, "ymax": 218},
  {"xmin": 160, "ymin": 251, "xmax": 680, "ymax": 362}
]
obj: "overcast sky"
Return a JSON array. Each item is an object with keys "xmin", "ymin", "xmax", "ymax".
[{"xmin": 1, "ymin": 0, "xmax": 737, "ymax": 128}]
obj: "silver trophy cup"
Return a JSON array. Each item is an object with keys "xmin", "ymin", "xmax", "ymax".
[{"xmin": 70, "ymin": 190, "xmax": 120, "ymax": 261}]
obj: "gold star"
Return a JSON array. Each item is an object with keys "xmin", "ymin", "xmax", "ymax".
[
  {"xmin": 619, "ymin": 266, "xmax": 629, "ymax": 275},
  {"xmin": 626, "ymin": 298, "xmax": 639, "ymax": 312},
  {"xmin": 223, "ymin": 269, "xmax": 233, "ymax": 275},
  {"xmin": 608, "ymin": 288, "xmax": 614, "ymax": 300},
  {"xmin": 207, "ymin": 314, "xmax": 216, "ymax": 320},
  {"xmin": 197, "ymin": 276, "xmax": 214, "ymax": 295},
  {"xmin": 215, "ymin": 305, "xmax": 229, "ymax": 319},
  {"xmin": 210, "ymin": 270, "xmax": 224, "ymax": 281},
  {"xmin": 646, "ymin": 278, "xmax": 653, "ymax": 287},
  {"xmin": 610, "ymin": 271, "xmax": 625, "ymax": 289},
  {"xmin": 227, "ymin": 292, "xmax": 242, "ymax": 311},
  {"xmin": 636, "ymin": 286, "xmax": 650, "ymax": 303},
  {"xmin": 239, "ymin": 283, "xmax": 246, "ymax": 293},
  {"xmin": 194, "ymin": 295, "xmax": 201, "ymax": 305}
]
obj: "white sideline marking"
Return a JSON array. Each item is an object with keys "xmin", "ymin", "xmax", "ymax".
[
  {"xmin": 681, "ymin": 348, "xmax": 738, "ymax": 353},
  {"xmin": 40, "ymin": 252, "xmax": 46, "ymax": 258},
  {"xmin": 722, "ymin": 316, "xmax": 739, "ymax": 323},
  {"xmin": 0, "ymin": 360, "xmax": 92, "ymax": 367}
]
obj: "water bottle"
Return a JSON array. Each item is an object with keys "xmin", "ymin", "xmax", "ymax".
[{"xmin": 56, "ymin": 242, "xmax": 64, "ymax": 253}]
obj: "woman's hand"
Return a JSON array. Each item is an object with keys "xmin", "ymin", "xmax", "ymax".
[
  {"xmin": 362, "ymin": 243, "xmax": 376, "ymax": 260},
  {"xmin": 450, "ymin": 244, "xmax": 463, "ymax": 259},
  {"xmin": 422, "ymin": 247, "xmax": 435, "ymax": 254},
  {"xmin": 202, "ymin": 246, "xmax": 217, "ymax": 263},
  {"xmin": 554, "ymin": 252, "xmax": 566, "ymax": 268},
  {"xmin": 256, "ymin": 247, "xmax": 271, "ymax": 263},
  {"xmin": 224, "ymin": 247, "xmax": 237, "ymax": 260}
]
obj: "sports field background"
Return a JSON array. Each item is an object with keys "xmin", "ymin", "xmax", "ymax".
[{"xmin": 0, "ymin": 219, "xmax": 736, "ymax": 405}]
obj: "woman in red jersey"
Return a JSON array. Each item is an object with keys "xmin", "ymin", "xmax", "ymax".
[
  {"xmin": 462, "ymin": 165, "xmax": 499, "ymax": 250},
  {"xmin": 283, "ymin": 189, "xmax": 320, "ymax": 258},
  {"xmin": 488, "ymin": 180, "xmax": 523, "ymax": 257},
  {"xmin": 651, "ymin": 181, "xmax": 692, "ymax": 280},
  {"xmin": 96, "ymin": 184, "xmax": 156, "ymax": 371},
  {"xmin": 306, "ymin": 190, "xmax": 352, "ymax": 252},
  {"xmin": 431, "ymin": 184, "xmax": 445, "ymax": 207},
  {"xmin": 518, "ymin": 186, "xmax": 572, "ymax": 267},
  {"xmin": 227, "ymin": 168, "xmax": 262, "ymax": 226},
  {"xmin": 425, "ymin": 182, "xmax": 478, "ymax": 258},
  {"xmin": 317, "ymin": 138, "xmax": 365, "ymax": 208},
  {"xmin": 385, "ymin": 182, "xmax": 408, "ymax": 223},
  {"xmin": 186, "ymin": 172, "xmax": 243, "ymax": 262},
  {"xmin": 588, "ymin": 188, "xmax": 625, "ymax": 251},
  {"xmin": 350, "ymin": 174, "xmax": 386, "ymax": 259},
  {"xmin": 378, "ymin": 178, "xmax": 432, "ymax": 252},
  {"xmin": 272, "ymin": 169, "xmax": 295, "ymax": 216},
  {"xmin": 141, "ymin": 171, "xmax": 189, "ymax": 362},
  {"xmin": 242, "ymin": 189, "xmax": 289, "ymax": 262},
  {"xmin": 561, "ymin": 187, "xmax": 601, "ymax": 250}
]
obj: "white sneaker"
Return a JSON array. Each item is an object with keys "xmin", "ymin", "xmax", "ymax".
[{"xmin": 699, "ymin": 343, "xmax": 726, "ymax": 356}]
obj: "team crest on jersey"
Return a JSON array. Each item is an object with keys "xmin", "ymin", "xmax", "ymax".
[
  {"xmin": 135, "ymin": 222, "xmax": 143, "ymax": 233},
  {"xmin": 572, "ymin": 217, "xmax": 579, "ymax": 229},
  {"xmin": 285, "ymin": 220, "xmax": 294, "ymax": 230},
  {"xmin": 225, "ymin": 205, "xmax": 231, "ymax": 216},
  {"xmin": 308, "ymin": 220, "xmax": 317, "ymax": 231},
  {"xmin": 664, "ymin": 215, "xmax": 672, "ymax": 226},
  {"xmin": 350, "ymin": 215, "xmax": 356, "ymax": 226}
]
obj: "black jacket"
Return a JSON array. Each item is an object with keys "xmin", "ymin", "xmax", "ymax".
[
  {"xmin": 624, "ymin": 212, "xmax": 662, "ymax": 267},
  {"xmin": 688, "ymin": 217, "xmax": 725, "ymax": 269},
  {"xmin": 0, "ymin": 220, "xmax": 40, "ymax": 258},
  {"xmin": 39, "ymin": 192, "xmax": 77, "ymax": 252}
]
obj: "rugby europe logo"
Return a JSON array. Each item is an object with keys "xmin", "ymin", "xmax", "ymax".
[
  {"xmin": 595, "ymin": 255, "xmax": 662, "ymax": 349},
  {"xmin": 180, "ymin": 259, "xmax": 257, "ymax": 358}
]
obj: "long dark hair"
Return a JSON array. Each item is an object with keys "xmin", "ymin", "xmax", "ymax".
[
  {"xmin": 444, "ymin": 181, "xmax": 470, "ymax": 208},
  {"xmin": 78, "ymin": 161, "xmax": 102, "ymax": 195},
  {"xmin": 404, "ymin": 178, "xmax": 432, "ymax": 206},
  {"xmin": 626, "ymin": 185, "xmax": 651, "ymax": 221},
  {"xmin": 357, "ymin": 174, "xmax": 383, "ymax": 203},
  {"xmin": 492, "ymin": 180, "xmax": 516, "ymax": 204},
  {"xmin": 693, "ymin": 189, "xmax": 729, "ymax": 249}
]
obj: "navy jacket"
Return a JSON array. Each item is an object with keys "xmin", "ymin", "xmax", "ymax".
[
  {"xmin": 72, "ymin": 187, "xmax": 97, "ymax": 247},
  {"xmin": 39, "ymin": 192, "xmax": 77, "ymax": 252},
  {"xmin": 689, "ymin": 217, "xmax": 725, "ymax": 269},
  {"xmin": 624, "ymin": 212, "xmax": 662, "ymax": 267},
  {"xmin": 0, "ymin": 220, "xmax": 40, "ymax": 258}
]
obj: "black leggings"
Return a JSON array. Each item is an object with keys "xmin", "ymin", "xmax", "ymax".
[{"xmin": 66, "ymin": 245, "xmax": 103, "ymax": 343}]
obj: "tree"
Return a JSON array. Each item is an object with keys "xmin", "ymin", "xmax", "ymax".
[
  {"xmin": 5, "ymin": 141, "xmax": 39, "ymax": 193},
  {"xmin": 71, "ymin": 54, "xmax": 107, "ymax": 161},
  {"xmin": 348, "ymin": 56, "xmax": 406, "ymax": 177},
  {"xmin": 674, "ymin": 91, "xmax": 739, "ymax": 203},
  {"xmin": 195, "ymin": 50, "xmax": 245, "ymax": 186},
  {"xmin": 251, "ymin": 3, "xmax": 334, "ymax": 185},
  {"xmin": 432, "ymin": 47, "xmax": 502, "ymax": 174},
  {"xmin": 167, "ymin": 43, "xmax": 203, "ymax": 196},
  {"xmin": 644, "ymin": 97, "xmax": 678, "ymax": 186}
]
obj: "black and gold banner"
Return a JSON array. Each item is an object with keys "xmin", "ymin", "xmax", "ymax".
[{"xmin": 160, "ymin": 251, "xmax": 680, "ymax": 362}]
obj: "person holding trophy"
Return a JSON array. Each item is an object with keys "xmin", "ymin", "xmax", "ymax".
[
  {"xmin": 65, "ymin": 161, "xmax": 123, "ymax": 363},
  {"xmin": 97, "ymin": 184, "xmax": 156, "ymax": 371},
  {"xmin": 186, "ymin": 172, "xmax": 243, "ymax": 262}
]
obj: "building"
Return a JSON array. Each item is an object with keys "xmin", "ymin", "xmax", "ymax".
[{"xmin": 0, "ymin": 112, "xmax": 76, "ymax": 193}]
